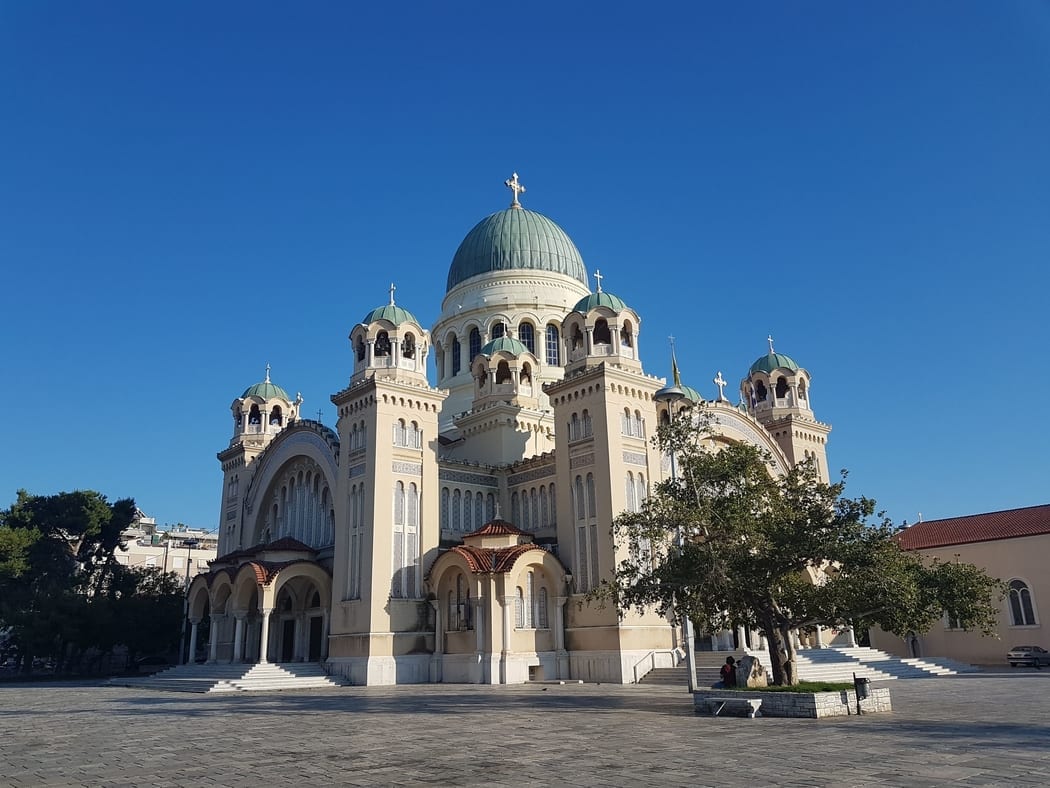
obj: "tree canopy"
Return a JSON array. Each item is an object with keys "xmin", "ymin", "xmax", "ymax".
[
  {"xmin": 0, "ymin": 490, "xmax": 184, "ymax": 674},
  {"xmin": 606, "ymin": 417, "xmax": 1005, "ymax": 685}
]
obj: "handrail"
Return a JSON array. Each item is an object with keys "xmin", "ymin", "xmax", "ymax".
[{"xmin": 632, "ymin": 647, "xmax": 683, "ymax": 684}]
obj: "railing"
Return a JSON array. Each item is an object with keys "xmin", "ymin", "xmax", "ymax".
[{"xmin": 632, "ymin": 647, "xmax": 684, "ymax": 684}]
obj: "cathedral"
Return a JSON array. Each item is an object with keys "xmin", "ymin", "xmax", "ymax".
[{"xmin": 186, "ymin": 174, "xmax": 832, "ymax": 685}]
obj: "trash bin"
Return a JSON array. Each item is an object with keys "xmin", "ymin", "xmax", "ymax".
[{"xmin": 854, "ymin": 675, "xmax": 871, "ymax": 700}]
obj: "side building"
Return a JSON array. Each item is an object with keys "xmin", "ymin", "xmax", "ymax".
[
  {"xmin": 871, "ymin": 504, "xmax": 1049, "ymax": 666},
  {"xmin": 187, "ymin": 175, "xmax": 834, "ymax": 684}
]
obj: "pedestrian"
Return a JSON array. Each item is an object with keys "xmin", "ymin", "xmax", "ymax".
[{"xmin": 720, "ymin": 656, "xmax": 737, "ymax": 688}]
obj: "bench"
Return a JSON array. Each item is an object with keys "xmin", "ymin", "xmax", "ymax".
[{"xmin": 706, "ymin": 697, "xmax": 762, "ymax": 718}]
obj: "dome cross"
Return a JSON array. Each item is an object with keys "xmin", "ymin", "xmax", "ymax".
[
  {"xmin": 767, "ymin": 334, "xmax": 776, "ymax": 354},
  {"xmin": 593, "ymin": 269, "xmax": 604, "ymax": 293},
  {"xmin": 265, "ymin": 363, "xmax": 271, "ymax": 383},
  {"xmin": 713, "ymin": 371, "xmax": 728, "ymax": 402},
  {"xmin": 505, "ymin": 172, "xmax": 526, "ymax": 208},
  {"xmin": 389, "ymin": 282, "xmax": 396, "ymax": 306}
]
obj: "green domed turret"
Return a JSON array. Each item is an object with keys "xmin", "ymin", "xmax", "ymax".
[
  {"xmin": 571, "ymin": 291, "xmax": 629, "ymax": 314},
  {"xmin": 479, "ymin": 336, "xmax": 531, "ymax": 357},
  {"xmin": 361, "ymin": 303, "xmax": 420, "ymax": 328},
  {"xmin": 749, "ymin": 337, "xmax": 801, "ymax": 374},
  {"xmin": 241, "ymin": 366, "xmax": 291, "ymax": 401}
]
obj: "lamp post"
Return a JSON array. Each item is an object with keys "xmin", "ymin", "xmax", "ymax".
[
  {"xmin": 179, "ymin": 538, "xmax": 199, "ymax": 664},
  {"xmin": 654, "ymin": 382, "xmax": 699, "ymax": 693}
]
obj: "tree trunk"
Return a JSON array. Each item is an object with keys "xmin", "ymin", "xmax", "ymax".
[{"xmin": 759, "ymin": 611, "xmax": 798, "ymax": 686}]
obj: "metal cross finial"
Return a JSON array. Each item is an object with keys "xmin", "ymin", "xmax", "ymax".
[
  {"xmin": 713, "ymin": 371, "xmax": 728, "ymax": 401},
  {"xmin": 265, "ymin": 363, "xmax": 271, "ymax": 383},
  {"xmin": 389, "ymin": 283, "xmax": 396, "ymax": 306},
  {"xmin": 316, "ymin": 408, "xmax": 323, "ymax": 421},
  {"xmin": 505, "ymin": 172, "xmax": 526, "ymax": 208},
  {"xmin": 593, "ymin": 269, "xmax": 604, "ymax": 293},
  {"xmin": 767, "ymin": 335, "xmax": 775, "ymax": 354}
]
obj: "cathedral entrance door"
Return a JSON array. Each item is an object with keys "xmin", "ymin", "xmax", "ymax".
[
  {"xmin": 281, "ymin": 619, "xmax": 296, "ymax": 662},
  {"xmin": 308, "ymin": 616, "xmax": 323, "ymax": 662}
]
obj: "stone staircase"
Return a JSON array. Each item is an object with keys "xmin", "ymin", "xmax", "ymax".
[
  {"xmin": 639, "ymin": 646, "xmax": 980, "ymax": 687},
  {"xmin": 112, "ymin": 662, "xmax": 349, "ymax": 693}
]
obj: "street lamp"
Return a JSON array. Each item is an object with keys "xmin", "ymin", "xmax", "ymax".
[
  {"xmin": 179, "ymin": 538, "xmax": 200, "ymax": 664},
  {"xmin": 653, "ymin": 382, "xmax": 699, "ymax": 693}
]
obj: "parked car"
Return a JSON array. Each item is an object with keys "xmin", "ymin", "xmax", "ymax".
[{"xmin": 1007, "ymin": 645, "xmax": 1050, "ymax": 668}]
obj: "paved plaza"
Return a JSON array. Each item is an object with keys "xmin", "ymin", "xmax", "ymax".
[{"xmin": 1, "ymin": 672, "xmax": 1049, "ymax": 787}]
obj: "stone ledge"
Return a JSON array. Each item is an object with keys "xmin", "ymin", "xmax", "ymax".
[{"xmin": 693, "ymin": 687, "xmax": 892, "ymax": 718}]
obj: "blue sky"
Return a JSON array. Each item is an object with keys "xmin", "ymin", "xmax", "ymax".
[{"xmin": 2, "ymin": 3, "xmax": 1048, "ymax": 531}]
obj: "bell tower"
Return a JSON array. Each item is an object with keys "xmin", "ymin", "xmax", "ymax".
[{"xmin": 740, "ymin": 337, "xmax": 831, "ymax": 481}]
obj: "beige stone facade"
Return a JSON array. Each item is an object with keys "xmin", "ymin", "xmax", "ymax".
[{"xmin": 188, "ymin": 178, "xmax": 832, "ymax": 684}]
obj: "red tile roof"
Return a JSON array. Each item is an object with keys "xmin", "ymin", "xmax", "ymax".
[
  {"xmin": 448, "ymin": 544, "xmax": 542, "ymax": 574},
  {"xmin": 895, "ymin": 504, "xmax": 1050, "ymax": 550},
  {"xmin": 463, "ymin": 519, "xmax": 531, "ymax": 538}
]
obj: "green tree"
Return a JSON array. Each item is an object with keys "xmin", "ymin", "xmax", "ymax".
[
  {"xmin": 0, "ymin": 490, "xmax": 162, "ymax": 673},
  {"xmin": 606, "ymin": 419, "xmax": 1005, "ymax": 686}
]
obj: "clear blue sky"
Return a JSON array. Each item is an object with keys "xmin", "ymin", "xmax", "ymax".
[{"xmin": 2, "ymin": 2, "xmax": 1048, "ymax": 531}]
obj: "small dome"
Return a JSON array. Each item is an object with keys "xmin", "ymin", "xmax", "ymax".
[
  {"xmin": 447, "ymin": 208, "xmax": 588, "ymax": 292},
  {"xmin": 361, "ymin": 303, "xmax": 420, "ymax": 328},
  {"xmin": 479, "ymin": 336, "xmax": 530, "ymax": 357},
  {"xmin": 571, "ymin": 291, "xmax": 629, "ymax": 314},
  {"xmin": 681, "ymin": 385, "xmax": 704, "ymax": 404},
  {"xmin": 749, "ymin": 352, "xmax": 800, "ymax": 375},
  {"xmin": 241, "ymin": 378, "xmax": 290, "ymax": 401}
]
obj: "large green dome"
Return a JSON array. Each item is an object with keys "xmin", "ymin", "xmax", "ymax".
[
  {"xmin": 446, "ymin": 208, "xmax": 588, "ymax": 292},
  {"xmin": 479, "ymin": 336, "xmax": 531, "ymax": 357}
]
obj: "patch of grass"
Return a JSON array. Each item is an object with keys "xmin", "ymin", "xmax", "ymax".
[{"xmin": 726, "ymin": 681, "xmax": 855, "ymax": 693}]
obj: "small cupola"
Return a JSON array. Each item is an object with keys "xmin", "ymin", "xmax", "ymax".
[
  {"xmin": 229, "ymin": 364, "xmax": 302, "ymax": 445},
  {"xmin": 470, "ymin": 335, "xmax": 540, "ymax": 408},
  {"xmin": 740, "ymin": 335, "xmax": 812, "ymax": 419},
  {"xmin": 349, "ymin": 283, "xmax": 431, "ymax": 385},
  {"xmin": 562, "ymin": 270, "xmax": 642, "ymax": 375}
]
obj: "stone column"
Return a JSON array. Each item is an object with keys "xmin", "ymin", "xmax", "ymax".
[
  {"xmin": 735, "ymin": 625, "xmax": 747, "ymax": 650},
  {"xmin": 233, "ymin": 614, "xmax": 246, "ymax": 663},
  {"xmin": 258, "ymin": 607, "xmax": 273, "ymax": 664},
  {"xmin": 499, "ymin": 595, "xmax": 514, "ymax": 684},
  {"xmin": 429, "ymin": 599, "xmax": 443, "ymax": 683},
  {"xmin": 846, "ymin": 625, "xmax": 858, "ymax": 647},
  {"xmin": 366, "ymin": 339, "xmax": 375, "ymax": 367},
  {"xmin": 473, "ymin": 598, "xmax": 485, "ymax": 684},
  {"xmin": 187, "ymin": 619, "xmax": 200, "ymax": 664},
  {"xmin": 554, "ymin": 596, "xmax": 569, "ymax": 680},
  {"xmin": 815, "ymin": 625, "xmax": 825, "ymax": 648},
  {"xmin": 208, "ymin": 615, "xmax": 224, "ymax": 663},
  {"xmin": 584, "ymin": 327, "xmax": 594, "ymax": 355}
]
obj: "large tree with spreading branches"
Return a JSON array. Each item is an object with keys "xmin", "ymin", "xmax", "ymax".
[{"xmin": 604, "ymin": 416, "xmax": 1004, "ymax": 685}]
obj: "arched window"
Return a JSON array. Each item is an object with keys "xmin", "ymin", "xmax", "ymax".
[
  {"xmin": 586, "ymin": 473, "xmax": 597, "ymax": 519},
  {"xmin": 1009, "ymin": 579, "xmax": 1037, "ymax": 626},
  {"xmin": 520, "ymin": 362, "xmax": 532, "ymax": 385},
  {"xmin": 452, "ymin": 490, "xmax": 461, "ymax": 532},
  {"xmin": 511, "ymin": 491, "xmax": 520, "ymax": 525},
  {"xmin": 491, "ymin": 322, "xmax": 505, "ymax": 340},
  {"xmin": 486, "ymin": 493, "xmax": 495, "ymax": 520},
  {"xmin": 620, "ymin": 320, "xmax": 633, "ymax": 347},
  {"xmin": 452, "ymin": 336, "xmax": 461, "ymax": 375},
  {"xmin": 571, "ymin": 325, "xmax": 584, "ymax": 351},
  {"xmin": 520, "ymin": 490, "xmax": 530, "ymax": 530},
  {"xmin": 626, "ymin": 472, "xmax": 637, "ymax": 513},
  {"xmin": 754, "ymin": 380, "xmax": 768, "ymax": 401},
  {"xmin": 775, "ymin": 377, "xmax": 789, "ymax": 399},
  {"xmin": 248, "ymin": 404, "xmax": 262, "ymax": 425},
  {"xmin": 464, "ymin": 491, "xmax": 473, "ymax": 533},
  {"xmin": 798, "ymin": 379, "xmax": 808, "ymax": 400},
  {"xmin": 401, "ymin": 333, "xmax": 416, "ymax": 359},
  {"xmin": 496, "ymin": 360, "xmax": 511, "ymax": 384},
  {"xmin": 515, "ymin": 588, "xmax": 525, "ymax": 629},
  {"xmin": 594, "ymin": 318, "xmax": 611, "ymax": 345},
  {"xmin": 474, "ymin": 492, "xmax": 484, "ymax": 526},
  {"xmin": 549, "ymin": 483, "xmax": 556, "ymax": 527},
  {"xmin": 355, "ymin": 336, "xmax": 366, "ymax": 362},
  {"xmin": 574, "ymin": 476, "xmax": 585, "ymax": 521},
  {"xmin": 546, "ymin": 324, "xmax": 560, "ymax": 366},
  {"xmin": 375, "ymin": 331, "xmax": 391, "ymax": 357},
  {"xmin": 469, "ymin": 327, "xmax": 481, "ymax": 360},
  {"xmin": 519, "ymin": 322, "xmax": 535, "ymax": 354},
  {"xmin": 540, "ymin": 487, "xmax": 549, "ymax": 528},
  {"xmin": 524, "ymin": 571, "xmax": 535, "ymax": 628},
  {"xmin": 537, "ymin": 586, "xmax": 549, "ymax": 629},
  {"xmin": 440, "ymin": 488, "xmax": 450, "ymax": 531}
]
